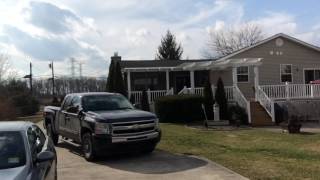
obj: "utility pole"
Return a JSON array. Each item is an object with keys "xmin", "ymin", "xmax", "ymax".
[
  {"xmin": 49, "ymin": 61, "xmax": 55, "ymax": 96},
  {"xmin": 79, "ymin": 62, "xmax": 83, "ymax": 78},
  {"xmin": 23, "ymin": 62, "xmax": 32, "ymax": 94}
]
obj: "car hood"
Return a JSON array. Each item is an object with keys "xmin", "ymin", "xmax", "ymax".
[
  {"xmin": 87, "ymin": 109, "xmax": 156, "ymax": 123},
  {"xmin": 0, "ymin": 166, "xmax": 28, "ymax": 180}
]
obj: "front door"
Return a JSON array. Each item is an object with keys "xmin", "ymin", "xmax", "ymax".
[{"xmin": 175, "ymin": 76, "xmax": 190, "ymax": 93}]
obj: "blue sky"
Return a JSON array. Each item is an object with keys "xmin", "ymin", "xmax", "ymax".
[{"xmin": 0, "ymin": 0, "xmax": 319, "ymax": 78}]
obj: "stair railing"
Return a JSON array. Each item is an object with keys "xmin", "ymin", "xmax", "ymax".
[
  {"xmin": 256, "ymin": 86, "xmax": 275, "ymax": 122},
  {"xmin": 233, "ymin": 86, "xmax": 251, "ymax": 123}
]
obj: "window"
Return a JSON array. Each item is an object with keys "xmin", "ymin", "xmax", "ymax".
[
  {"xmin": 0, "ymin": 132, "xmax": 26, "ymax": 169},
  {"xmin": 280, "ymin": 64, "xmax": 292, "ymax": 82},
  {"xmin": 237, "ymin": 66, "xmax": 249, "ymax": 82},
  {"xmin": 62, "ymin": 95, "xmax": 73, "ymax": 111},
  {"xmin": 27, "ymin": 126, "xmax": 46, "ymax": 161}
]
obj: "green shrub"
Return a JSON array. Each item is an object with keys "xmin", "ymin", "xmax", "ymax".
[
  {"xmin": 155, "ymin": 95, "xmax": 204, "ymax": 123},
  {"xmin": 10, "ymin": 94, "xmax": 40, "ymax": 116},
  {"xmin": 215, "ymin": 77, "xmax": 228, "ymax": 120},
  {"xmin": 140, "ymin": 90, "xmax": 150, "ymax": 111},
  {"xmin": 203, "ymin": 80, "xmax": 214, "ymax": 120},
  {"xmin": 228, "ymin": 104, "xmax": 248, "ymax": 125}
]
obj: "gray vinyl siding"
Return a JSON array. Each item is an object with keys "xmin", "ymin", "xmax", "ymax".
[
  {"xmin": 232, "ymin": 37, "xmax": 320, "ymax": 85},
  {"xmin": 210, "ymin": 36, "xmax": 320, "ymax": 99}
]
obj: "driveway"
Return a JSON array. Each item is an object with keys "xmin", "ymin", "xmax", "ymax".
[{"xmin": 39, "ymin": 122, "xmax": 247, "ymax": 180}]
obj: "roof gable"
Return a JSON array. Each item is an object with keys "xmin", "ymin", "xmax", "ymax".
[{"xmin": 217, "ymin": 33, "xmax": 320, "ymax": 62}]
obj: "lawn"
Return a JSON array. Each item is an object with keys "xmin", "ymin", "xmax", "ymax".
[{"xmin": 158, "ymin": 123, "xmax": 320, "ymax": 180}]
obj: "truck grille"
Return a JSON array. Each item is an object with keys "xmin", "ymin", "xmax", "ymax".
[{"xmin": 111, "ymin": 120, "xmax": 156, "ymax": 136}]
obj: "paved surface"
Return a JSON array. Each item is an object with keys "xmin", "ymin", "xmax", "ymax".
[{"xmin": 39, "ymin": 122, "xmax": 248, "ymax": 180}]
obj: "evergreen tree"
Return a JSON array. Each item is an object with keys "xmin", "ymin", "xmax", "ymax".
[
  {"xmin": 113, "ymin": 61, "xmax": 127, "ymax": 97},
  {"xmin": 156, "ymin": 30, "xmax": 183, "ymax": 60},
  {"xmin": 106, "ymin": 60, "xmax": 115, "ymax": 91},
  {"xmin": 106, "ymin": 60, "xmax": 127, "ymax": 97},
  {"xmin": 215, "ymin": 77, "xmax": 228, "ymax": 120},
  {"xmin": 140, "ymin": 90, "xmax": 150, "ymax": 111},
  {"xmin": 203, "ymin": 79, "xmax": 214, "ymax": 119}
]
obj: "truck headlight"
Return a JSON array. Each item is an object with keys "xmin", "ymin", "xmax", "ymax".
[{"xmin": 95, "ymin": 122, "xmax": 111, "ymax": 134}]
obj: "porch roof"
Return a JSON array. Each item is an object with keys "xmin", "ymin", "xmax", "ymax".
[{"xmin": 123, "ymin": 58, "xmax": 262, "ymax": 72}]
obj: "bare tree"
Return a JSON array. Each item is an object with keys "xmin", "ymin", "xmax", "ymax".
[
  {"xmin": 0, "ymin": 54, "xmax": 10, "ymax": 82},
  {"xmin": 205, "ymin": 23, "xmax": 264, "ymax": 58}
]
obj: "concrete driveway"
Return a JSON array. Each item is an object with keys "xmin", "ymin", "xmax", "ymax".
[
  {"xmin": 38, "ymin": 122, "xmax": 247, "ymax": 180},
  {"xmin": 55, "ymin": 140, "xmax": 247, "ymax": 180}
]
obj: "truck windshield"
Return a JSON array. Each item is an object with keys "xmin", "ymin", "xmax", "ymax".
[
  {"xmin": 82, "ymin": 95, "xmax": 134, "ymax": 111},
  {"xmin": 0, "ymin": 131, "xmax": 26, "ymax": 169}
]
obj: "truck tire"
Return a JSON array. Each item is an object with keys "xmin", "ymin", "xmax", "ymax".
[
  {"xmin": 47, "ymin": 124, "xmax": 59, "ymax": 146},
  {"xmin": 82, "ymin": 132, "xmax": 96, "ymax": 161}
]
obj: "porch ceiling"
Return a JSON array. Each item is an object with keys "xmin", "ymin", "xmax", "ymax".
[{"xmin": 123, "ymin": 58, "xmax": 262, "ymax": 72}]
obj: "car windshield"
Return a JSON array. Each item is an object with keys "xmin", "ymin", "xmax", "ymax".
[
  {"xmin": 82, "ymin": 94, "xmax": 134, "ymax": 111},
  {"xmin": 0, "ymin": 131, "xmax": 26, "ymax": 169}
]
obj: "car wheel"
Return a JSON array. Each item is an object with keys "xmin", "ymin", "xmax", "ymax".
[
  {"xmin": 47, "ymin": 124, "xmax": 59, "ymax": 145},
  {"xmin": 82, "ymin": 132, "xmax": 96, "ymax": 161}
]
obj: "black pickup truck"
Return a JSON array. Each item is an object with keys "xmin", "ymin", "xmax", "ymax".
[{"xmin": 43, "ymin": 92, "xmax": 161, "ymax": 161}]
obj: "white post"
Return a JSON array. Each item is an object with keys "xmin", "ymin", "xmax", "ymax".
[
  {"xmin": 285, "ymin": 82, "xmax": 289, "ymax": 99},
  {"xmin": 311, "ymin": 84, "xmax": 314, "ymax": 98},
  {"xmin": 127, "ymin": 71, "xmax": 131, "ymax": 98},
  {"xmin": 147, "ymin": 89, "xmax": 151, "ymax": 103},
  {"xmin": 232, "ymin": 67, "xmax": 237, "ymax": 86},
  {"xmin": 211, "ymin": 84, "xmax": 215, "ymax": 97},
  {"xmin": 271, "ymin": 101, "xmax": 275, "ymax": 122},
  {"xmin": 254, "ymin": 66, "xmax": 259, "ymax": 101},
  {"xmin": 190, "ymin": 70, "xmax": 195, "ymax": 93},
  {"xmin": 166, "ymin": 70, "xmax": 170, "ymax": 91}
]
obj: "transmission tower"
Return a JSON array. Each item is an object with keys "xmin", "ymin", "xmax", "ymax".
[{"xmin": 70, "ymin": 57, "xmax": 76, "ymax": 78}]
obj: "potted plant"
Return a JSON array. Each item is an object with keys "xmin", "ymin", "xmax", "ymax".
[{"xmin": 281, "ymin": 115, "xmax": 302, "ymax": 133}]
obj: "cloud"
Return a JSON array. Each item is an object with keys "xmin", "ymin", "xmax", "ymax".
[{"xmin": 25, "ymin": 1, "xmax": 81, "ymax": 34}]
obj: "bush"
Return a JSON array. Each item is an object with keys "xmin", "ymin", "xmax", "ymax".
[
  {"xmin": 10, "ymin": 94, "xmax": 40, "ymax": 116},
  {"xmin": 0, "ymin": 99, "xmax": 16, "ymax": 120},
  {"xmin": 140, "ymin": 90, "xmax": 150, "ymax": 111},
  {"xmin": 215, "ymin": 77, "xmax": 228, "ymax": 120},
  {"xmin": 203, "ymin": 80, "xmax": 214, "ymax": 119},
  {"xmin": 228, "ymin": 105, "xmax": 248, "ymax": 125},
  {"xmin": 155, "ymin": 95, "xmax": 204, "ymax": 123}
]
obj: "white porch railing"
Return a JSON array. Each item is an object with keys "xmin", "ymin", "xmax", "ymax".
[
  {"xmin": 260, "ymin": 84, "xmax": 320, "ymax": 99},
  {"xmin": 256, "ymin": 86, "xmax": 275, "ymax": 122},
  {"xmin": 131, "ymin": 88, "xmax": 173, "ymax": 104},
  {"xmin": 233, "ymin": 86, "xmax": 251, "ymax": 123},
  {"xmin": 178, "ymin": 86, "xmax": 234, "ymax": 101}
]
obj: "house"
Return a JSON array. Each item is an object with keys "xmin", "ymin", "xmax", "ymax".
[{"xmin": 116, "ymin": 33, "xmax": 320, "ymax": 126}]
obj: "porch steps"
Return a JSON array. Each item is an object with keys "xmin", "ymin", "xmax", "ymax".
[{"xmin": 250, "ymin": 101, "xmax": 274, "ymax": 126}]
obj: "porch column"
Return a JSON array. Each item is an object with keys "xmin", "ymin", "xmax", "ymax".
[
  {"xmin": 254, "ymin": 66, "xmax": 259, "ymax": 100},
  {"xmin": 127, "ymin": 70, "xmax": 131, "ymax": 98},
  {"xmin": 166, "ymin": 70, "xmax": 170, "ymax": 91},
  {"xmin": 232, "ymin": 67, "xmax": 237, "ymax": 86},
  {"xmin": 190, "ymin": 70, "xmax": 195, "ymax": 93}
]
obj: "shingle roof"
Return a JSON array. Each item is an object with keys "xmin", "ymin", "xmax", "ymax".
[{"xmin": 119, "ymin": 59, "xmax": 214, "ymax": 68}]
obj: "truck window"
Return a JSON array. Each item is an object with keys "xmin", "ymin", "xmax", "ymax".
[
  {"xmin": 82, "ymin": 95, "xmax": 134, "ymax": 112},
  {"xmin": 62, "ymin": 96, "xmax": 73, "ymax": 111}
]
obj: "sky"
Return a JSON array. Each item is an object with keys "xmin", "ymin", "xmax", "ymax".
[{"xmin": 0, "ymin": 0, "xmax": 320, "ymax": 78}]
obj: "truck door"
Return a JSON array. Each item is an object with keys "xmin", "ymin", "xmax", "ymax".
[
  {"xmin": 58, "ymin": 95, "xmax": 73, "ymax": 137},
  {"xmin": 65, "ymin": 96, "xmax": 82, "ymax": 142}
]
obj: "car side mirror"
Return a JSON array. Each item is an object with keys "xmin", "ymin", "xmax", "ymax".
[
  {"xmin": 133, "ymin": 104, "xmax": 139, "ymax": 109},
  {"xmin": 36, "ymin": 151, "xmax": 55, "ymax": 163},
  {"xmin": 78, "ymin": 109, "xmax": 84, "ymax": 118}
]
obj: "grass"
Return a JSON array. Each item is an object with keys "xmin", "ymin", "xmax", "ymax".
[{"xmin": 158, "ymin": 123, "xmax": 320, "ymax": 180}]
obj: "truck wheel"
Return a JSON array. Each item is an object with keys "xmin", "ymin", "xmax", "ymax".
[
  {"xmin": 82, "ymin": 133, "xmax": 96, "ymax": 161},
  {"xmin": 47, "ymin": 124, "xmax": 59, "ymax": 146}
]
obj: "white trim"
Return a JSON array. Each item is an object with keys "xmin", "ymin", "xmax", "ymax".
[
  {"xmin": 280, "ymin": 64, "xmax": 293, "ymax": 83},
  {"xmin": 236, "ymin": 66, "xmax": 249, "ymax": 83},
  {"xmin": 215, "ymin": 33, "xmax": 320, "ymax": 63}
]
